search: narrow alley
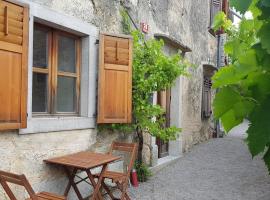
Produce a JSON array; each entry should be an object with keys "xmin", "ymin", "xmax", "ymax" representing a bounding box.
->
[{"xmin": 130, "ymin": 122, "xmax": 270, "ymax": 200}]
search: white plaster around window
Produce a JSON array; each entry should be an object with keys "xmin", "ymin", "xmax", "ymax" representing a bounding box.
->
[{"xmin": 19, "ymin": 0, "xmax": 99, "ymax": 134}]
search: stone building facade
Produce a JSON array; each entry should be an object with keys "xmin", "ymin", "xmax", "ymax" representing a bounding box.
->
[{"xmin": 0, "ymin": 0, "xmax": 217, "ymax": 199}]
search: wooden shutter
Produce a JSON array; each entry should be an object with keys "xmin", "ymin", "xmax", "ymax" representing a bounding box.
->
[
  {"xmin": 210, "ymin": 0, "xmax": 221, "ymax": 27},
  {"xmin": 157, "ymin": 89, "xmax": 171, "ymax": 127},
  {"xmin": 0, "ymin": 0, "xmax": 29, "ymax": 130},
  {"xmin": 202, "ymin": 77, "xmax": 212, "ymax": 118},
  {"xmin": 222, "ymin": 0, "xmax": 229, "ymax": 16},
  {"xmin": 97, "ymin": 33, "xmax": 132, "ymax": 123}
]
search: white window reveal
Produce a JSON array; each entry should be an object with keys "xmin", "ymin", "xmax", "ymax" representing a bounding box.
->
[{"xmin": 19, "ymin": 1, "xmax": 98, "ymax": 134}]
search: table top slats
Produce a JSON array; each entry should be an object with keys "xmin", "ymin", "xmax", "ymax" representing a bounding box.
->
[{"xmin": 44, "ymin": 152, "xmax": 120, "ymax": 170}]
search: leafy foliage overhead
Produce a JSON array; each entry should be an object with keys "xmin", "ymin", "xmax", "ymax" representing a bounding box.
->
[
  {"xmin": 230, "ymin": 0, "xmax": 253, "ymax": 14},
  {"xmin": 212, "ymin": 0, "xmax": 270, "ymax": 172}
]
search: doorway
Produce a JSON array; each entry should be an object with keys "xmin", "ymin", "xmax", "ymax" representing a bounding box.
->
[{"xmin": 156, "ymin": 89, "xmax": 171, "ymax": 158}]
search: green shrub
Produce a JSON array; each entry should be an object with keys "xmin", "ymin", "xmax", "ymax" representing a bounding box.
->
[{"xmin": 135, "ymin": 161, "xmax": 153, "ymax": 182}]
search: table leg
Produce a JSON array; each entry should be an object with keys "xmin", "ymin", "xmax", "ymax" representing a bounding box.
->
[
  {"xmin": 86, "ymin": 170, "xmax": 102, "ymax": 200},
  {"xmin": 64, "ymin": 167, "xmax": 84, "ymax": 200},
  {"xmin": 86, "ymin": 164, "xmax": 108, "ymax": 200}
]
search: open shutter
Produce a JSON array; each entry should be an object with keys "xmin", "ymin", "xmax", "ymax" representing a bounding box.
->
[
  {"xmin": 0, "ymin": 1, "xmax": 29, "ymax": 130},
  {"xmin": 157, "ymin": 89, "xmax": 171, "ymax": 127},
  {"xmin": 222, "ymin": 0, "xmax": 229, "ymax": 16},
  {"xmin": 202, "ymin": 77, "xmax": 212, "ymax": 118},
  {"xmin": 97, "ymin": 33, "xmax": 132, "ymax": 123},
  {"xmin": 210, "ymin": 0, "xmax": 221, "ymax": 28}
]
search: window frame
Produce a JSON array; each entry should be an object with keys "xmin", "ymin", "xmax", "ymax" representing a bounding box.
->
[
  {"xmin": 32, "ymin": 23, "xmax": 81, "ymax": 116},
  {"xmin": 209, "ymin": 0, "xmax": 222, "ymax": 36},
  {"xmin": 202, "ymin": 76, "xmax": 212, "ymax": 119},
  {"xmin": 19, "ymin": 1, "xmax": 98, "ymax": 134},
  {"xmin": 201, "ymin": 64, "xmax": 217, "ymax": 120}
]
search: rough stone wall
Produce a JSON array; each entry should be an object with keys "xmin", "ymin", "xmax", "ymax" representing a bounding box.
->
[
  {"xmin": 0, "ymin": 129, "xmax": 97, "ymax": 199},
  {"xmin": 24, "ymin": 0, "xmax": 217, "ymax": 152},
  {"xmin": 0, "ymin": 0, "xmax": 217, "ymax": 198}
]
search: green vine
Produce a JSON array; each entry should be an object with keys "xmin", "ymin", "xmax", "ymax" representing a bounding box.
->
[
  {"xmin": 99, "ymin": 9, "xmax": 190, "ymax": 161},
  {"xmin": 120, "ymin": 9, "xmax": 132, "ymax": 34}
]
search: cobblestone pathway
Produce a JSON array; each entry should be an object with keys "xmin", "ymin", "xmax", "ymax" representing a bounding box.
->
[{"xmin": 129, "ymin": 122, "xmax": 270, "ymax": 200}]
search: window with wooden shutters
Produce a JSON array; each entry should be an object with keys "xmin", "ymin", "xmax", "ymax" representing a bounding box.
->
[
  {"xmin": 202, "ymin": 76, "xmax": 212, "ymax": 119},
  {"xmin": 0, "ymin": 1, "xmax": 28, "ymax": 130},
  {"xmin": 209, "ymin": 0, "xmax": 221, "ymax": 34},
  {"xmin": 97, "ymin": 34, "xmax": 132, "ymax": 123}
]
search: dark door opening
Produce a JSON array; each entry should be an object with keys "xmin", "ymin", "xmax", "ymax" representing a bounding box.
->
[{"xmin": 156, "ymin": 89, "xmax": 171, "ymax": 158}]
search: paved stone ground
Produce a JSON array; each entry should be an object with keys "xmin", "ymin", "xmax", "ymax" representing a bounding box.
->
[{"xmin": 127, "ymin": 122, "xmax": 270, "ymax": 200}]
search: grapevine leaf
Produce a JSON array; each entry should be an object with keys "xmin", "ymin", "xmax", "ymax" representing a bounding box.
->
[
  {"xmin": 221, "ymin": 109, "xmax": 243, "ymax": 132},
  {"xmin": 250, "ymin": 0, "xmax": 262, "ymax": 17},
  {"xmin": 248, "ymin": 73, "xmax": 270, "ymax": 101},
  {"xmin": 214, "ymin": 0, "xmax": 270, "ymax": 173},
  {"xmin": 213, "ymin": 87, "xmax": 241, "ymax": 119},
  {"xmin": 234, "ymin": 100, "xmax": 255, "ymax": 119},
  {"xmin": 262, "ymin": 55, "xmax": 270, "ymax": 69},
  {"xmin": 213, "ymin": 50, "xmax": 257, "ymax": 88},
  {"xmin": 246, "ymin": 96, "xmax": 270, "ymax": 157},
  {"xmin": 213, "ymin": 12, "xmax": 226, "ymax": 31},
  {"xmin": 220, "ymin": 99, "xmax": 255, "ymax": 132},
  {"xmin": 224, "ymin": 40, "xmax": 241, "ymax": 57},
  {"xmin": 258, "ymin": 3, "xmax": 270, "ymax": 20},
  {"xmin": 261, "ymin": 0, "xmax": 270, "ymax": 7},
  {"xmin": 252, "ymin": 43, "xmax": 267, "ymax": 62},
  {"xmin": 230, "ymin": 0, "xmax": 252, "ymax": 14},
  {"xmin": 238, "ymin": 49, "xmax": 258, "ymax": 70},
  {"xmin": 212, "ymin": 65, "xmax": 240, "ymax": 88},
  {"xmin": 213, "ymin": 12, "xmax": 232, "ymax": 31},
  {"xmin": 258, "ymin": 22, "xmax": 270, "ymax": 54},
  {"xmin": 214, "ymin": 87, "xmax": 255, "ymax": 132}
]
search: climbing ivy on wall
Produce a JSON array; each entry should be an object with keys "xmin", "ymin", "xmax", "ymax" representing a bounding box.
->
[
  {"xmin": 99, "ymin": 9, "xmax": 190, "ymax": 161},
  {"xmin": 212, "ymin": 0, "xmax": 270, "ymax": 172}
]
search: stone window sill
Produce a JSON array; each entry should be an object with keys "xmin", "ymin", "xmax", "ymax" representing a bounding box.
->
[{"xmin": 19, "ymin": 117, "xmax": 96, "ymax": 134}]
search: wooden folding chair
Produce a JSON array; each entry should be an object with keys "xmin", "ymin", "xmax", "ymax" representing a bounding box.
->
[
  {"xmin": 94, "ymin": 142, "xmax": 138, "ymax": 200},
  {"xmin": 0, "ymin": 170, "xmax": 66, "ymax": 200}
]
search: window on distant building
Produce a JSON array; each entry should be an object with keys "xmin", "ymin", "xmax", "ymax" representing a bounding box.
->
[
  {"xmin": 209, "ymin": 0, "xmax": 230, "ymax": 35},
  {"xmin": 201, "ymin": 65, "xmax": 216, "ymax": 119},
  {"xmin": 209, "ymin": 0, "xmax": 222, "ymax": 35},
  {"xmin": 202, "ymin": 76, "xmax": 212, "ymax": 119},
  {"xmin": 32, "ymin": 23, "xmax": 81, "ymax": 115}
]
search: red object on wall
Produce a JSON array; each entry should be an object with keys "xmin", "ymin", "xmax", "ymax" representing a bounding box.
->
[
  {"xmin": 140, "ymin": 22, "xmax": 149, "ymax": 33},
  {"xmin": 131, "ymin": 169, "xmax": 139, "ymax": 187}
]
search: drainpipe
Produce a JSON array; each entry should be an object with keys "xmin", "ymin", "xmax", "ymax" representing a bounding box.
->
[{"xmin": 215, "ymin": 33, "xmax": 223, "ymax": 138}]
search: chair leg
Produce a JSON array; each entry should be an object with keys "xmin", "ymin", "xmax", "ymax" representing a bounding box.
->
[
  {"xmin": 124, "ymin": 193, "xmax": 131, "ymax": 200},
  {"xmin": 116, "ymin": 181, "xmax": 129, "ymax": 200},
  {"xmin": 101, "ymin": 180, "xmax": 115, "ymax": 200}
]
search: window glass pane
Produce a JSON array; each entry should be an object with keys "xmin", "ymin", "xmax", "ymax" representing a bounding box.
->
[
  {"xmin": 32, "ymin": 73, "xmax": 48, "ymax": 112},
  {"xmin": 57, "ymin": 76, "xmax": 76, "ymax": 112},
  {"xmin": 33, "ymin": 27, "xmax": 49, "ymax": 68},
  {"xmin": 58, "ymin": 35, "xmax": 76, "ymax": 73}
]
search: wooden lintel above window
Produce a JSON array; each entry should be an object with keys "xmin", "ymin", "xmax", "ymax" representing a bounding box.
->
[{"xmin": 154, "ymin": 33, "xmax": 192, "ymax": 53}]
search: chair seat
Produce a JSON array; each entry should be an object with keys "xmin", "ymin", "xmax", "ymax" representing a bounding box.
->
[
  {"xmin": 94, "ymin": 171, "xmax": 126, "ymax": 183},
  {"xmin": 26, "ymin": 192, "xmax": 66, "ymax": 200}
]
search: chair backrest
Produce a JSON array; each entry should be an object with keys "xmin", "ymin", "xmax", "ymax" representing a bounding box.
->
[
  {"xmin": 109, "ymin": 142, "xmax": 138, "ymax": 177},
  {"xmin": 0, "ymin": 170, "xmax": 37, "ymax": 200}
]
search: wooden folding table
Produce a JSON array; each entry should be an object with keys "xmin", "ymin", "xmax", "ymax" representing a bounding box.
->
[{"xmin": 44, "ymin": 151, "xmax": 120, "ymax": 200}]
